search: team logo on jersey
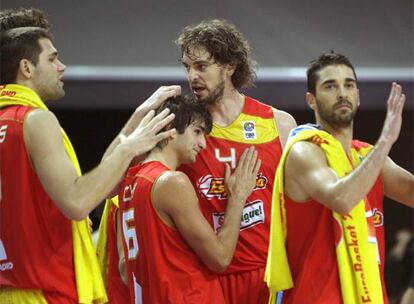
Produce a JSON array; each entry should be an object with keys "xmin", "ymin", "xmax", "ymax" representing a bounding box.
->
[
  {"xmin": 0, "ymin": 90, "xmax": 16, "ymax": 97},
  {"xmin": 372, "ymin": 208, "xmax": 384, "ymax": 227},
  {"xmin": 311, "ymin": 135, "xmax": 329, "ymax": 146},
  {"xmin": 0, "ymin": 240, "xmax": 7, "ymax": 261},
  {"xmin": 242, "ymin": 121, "xmax": 257, "ymax": 140},
  {"xmin": 197, "ymin": 173, "xmax": 268, "ymax": 200},
  {"xmin": 212, "ymin": 200, "xmax": 265, "ymax": 232},
  {"xmin": 0, "ymin": 240, "xmax": 13, "ymax": 271}
]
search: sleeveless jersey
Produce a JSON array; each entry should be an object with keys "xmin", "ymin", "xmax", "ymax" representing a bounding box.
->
[
  {"xmin": 107, "ymin": 203, "xmax": 130, "ymax": 304},
  {"xmin": 119, "ymin": 161, "xmax": 225, "ymax": 304},
  {"xmin": 0, "ymin": 106, "xmax": 77, "ymax": 302},
  {"xmin": 283, "ymin": 140, "xmax": 387, "ymax": 304},
  {"xmin": 180, "ymin": 96, "xmax": 282, "ymax": 274}
]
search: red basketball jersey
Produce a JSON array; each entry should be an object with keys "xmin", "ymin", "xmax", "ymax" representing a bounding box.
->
[
  {"xmin": 0, "ymin": 105, "xmax": 77, "ymax": 302},
  {"xmin": 119, "ymin": 161, "xmax": 225, "ymax": 304},
  {"xmin": 180, "ymin": 96, "xmax": 282, "ymax": 274},
  {"xmin": 283, "ymin": 140, "xmax": 387, "ymax": 304}
]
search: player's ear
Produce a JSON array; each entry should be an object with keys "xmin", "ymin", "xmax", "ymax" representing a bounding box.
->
[
  {"xmin": 18, "ymin": 59, "xmax": 34, "ymax": 79},
  {"xmin": 306, "ymin": 92, "xmax": 316, "ymax": 110}
]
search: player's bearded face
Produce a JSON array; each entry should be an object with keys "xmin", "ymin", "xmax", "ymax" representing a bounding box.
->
[
  {"xmin": 315, "ymin": 96, "xmax": 358, "ymax": 128},
  {"xmin": 197, "ymin": 69, "xmax": 225, "ymax": 105}
]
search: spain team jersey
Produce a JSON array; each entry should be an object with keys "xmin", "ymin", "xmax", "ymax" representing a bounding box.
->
[
  {"xmin": 283, "ymin": 140, "xmax": 387, "ymax": 304},
  {"xmin": 180, "ymin": 96, "xmax": 282, "ymax": 274},
  {"xmin": 0, "ymin": 105, "xmax": 77, "ymax": 302},
  {"xmin": 119, "ymin": 161, "xmax": 225, "ymax": 304}
]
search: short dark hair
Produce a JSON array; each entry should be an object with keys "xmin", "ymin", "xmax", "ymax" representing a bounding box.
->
[
  {"xmin": 176, "ymin": 19, "xmax": 256, "ymax": 90},
  {"xmin": 307, "ymin": 51, "xmax": 357, "ymax": 95},
  {"xmin": 155, "ymin": 95, "xmax": 212, "ymax": 148},
  {"xmin": 0, "ymin": 8, "xmax": 51, "ymax": 84}
]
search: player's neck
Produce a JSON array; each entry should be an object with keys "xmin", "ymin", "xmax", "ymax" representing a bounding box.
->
[
  {"xmin": 320, "ymin": 121, "xmax": 354, "ymax": 156},
  {"xmin": 208, "ymin": 87, "xmax": 245, "ymax": 127},
  {"xmin": 145, "ymin": 146, "xmax": 180, "ymax": 171}
]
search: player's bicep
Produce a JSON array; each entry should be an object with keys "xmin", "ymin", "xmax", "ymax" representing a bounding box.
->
[
  {"xmin": 24, "ymin": 110, "xmax": 79, "ymax": 205},
  {"xmin": 285, "ymin": 141, "xmax": 339, "ymax": 203},
  {"xmin": 153, "ymin": 173, "xmax": 220, "ymax": 257}
]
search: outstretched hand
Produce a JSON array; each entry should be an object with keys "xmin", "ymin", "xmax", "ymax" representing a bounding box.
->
[
  {"xmin": 380, "ymin": 82, "xmax": 406, "ymax": 144},
  {"xmin": 137, "ymin": 85, "xmax": 181, "ymax": 114},
  {"xmin": 120, "ymin": 108, "xmax": 176, "ymax": 157},
  {"xmin": 224, "ymin": 147, "xmax": 262, "ymax": 204}
]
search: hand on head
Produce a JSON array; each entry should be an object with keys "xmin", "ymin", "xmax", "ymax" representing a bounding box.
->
[{"xmin": 120, "ymin": 108, "xmax": 177, "ymax": 157}]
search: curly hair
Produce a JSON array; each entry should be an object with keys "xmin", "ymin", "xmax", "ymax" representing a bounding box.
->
[
  {"xmin": 307, "ymin": 51, "xmax": 357, "ymax": 95},
  {"xmin": 155, "ymin": 94, "xmax": 212, "ymax": 149},
  {"xmin": 176, "ymin": 19, "xmax": 256, "ymax": 90},
  {"xmin": 0, "ymin": 8, "xmax": 49, "ymax": 30},
  {"xmin": 0, "ymin": 8, "xmax": 51, "ymax": 84}
]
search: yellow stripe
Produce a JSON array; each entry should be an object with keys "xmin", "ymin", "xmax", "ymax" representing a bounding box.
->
[
  {"xmin": 210, "ymin": 113, "xmax": 278, "ymax": 144},
  {"xmin": 0, "ymin": 287, "xmax": 47, "ymax": 304}
]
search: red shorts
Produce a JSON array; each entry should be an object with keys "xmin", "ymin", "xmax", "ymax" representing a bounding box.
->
[{"xmin": 219, "ymin": 267, "xmax": 269, "ymax": 304}]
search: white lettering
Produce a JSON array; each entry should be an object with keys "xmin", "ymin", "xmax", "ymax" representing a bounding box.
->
[{"xmin": 215, "ymin": 148, "xmax": 236, "ymax": 169}]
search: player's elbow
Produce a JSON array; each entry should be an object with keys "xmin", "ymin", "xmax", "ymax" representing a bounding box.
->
[
  {"xmin": 329, "ymin": 196, "xmax": 354, "ymax": 215},
  {"xmin": 206, "ymin": 256, "xmax": 232, "ymax": 273},
  {"xmin": 58, "ymin": 199, "xmax": 90, "ymax": 221}
]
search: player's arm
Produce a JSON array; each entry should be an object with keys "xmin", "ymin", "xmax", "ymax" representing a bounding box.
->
[
  {"xmin": 115, "ymin": 208, "xmax": 128, "ymax": 285},
  {"xmin": 24, "ymin": 108, "xmax": 176, "ymax": 220},
  {"xmin": 272, "ymin": 108, "xmax": 297, "ymax": 148},
  {"xmin": 153, "ymin": 147, "xmax": 261, "ymax": 273},
  {"xmin": 285, "ymin": 82, "xmax": 406, "ymax": 215},
  {"xmin": 381, "ymin": 157, "xmax": 414, "ymax": 208},
  {"xmin": 102, "ymin": 85, "xmax": 181, "ymax": 162}
]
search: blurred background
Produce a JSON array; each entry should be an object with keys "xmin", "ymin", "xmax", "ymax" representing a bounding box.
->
[{"xmin": 3, "ymin": 0, "xmax": 413, "ymax": 301}]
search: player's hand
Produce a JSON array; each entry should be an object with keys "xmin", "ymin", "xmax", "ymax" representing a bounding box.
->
[
  {"xmin": 120, "ymin": 108, "xmax": 176, "ymax": 156},
  {"xmin": 380, "ymin": 82, "xmax": 406, "ymax": 144},
  {"xmin": 137, "ymin": 85, "xmax": 181, "ymax": 114},
  {"xmin": 224, "ymin": 147, "xmax": 261, "ymax": 204}
]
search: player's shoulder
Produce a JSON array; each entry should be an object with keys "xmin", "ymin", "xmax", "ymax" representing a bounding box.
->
[
  {"xmin": 25, "ymin": 108, "xmax": 59, "ymax": 130},
  {"xmin": 153, "ymin": 170, "xmax": 198, "ymax": 210},
  {"xmin": 155, "ymin": 170, "xmax": 192, "ymax": 191},
  {"xmin": 271, "ymin": 108, "xmax": 296, "ymax": 128},
  {"xmin": 287, "ymin": 140, "xmax": 327, "ymax": 169}
]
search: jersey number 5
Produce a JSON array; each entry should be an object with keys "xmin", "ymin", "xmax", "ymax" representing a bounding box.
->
[{"xmin": 122, "ymin": 209, "xmax": 139, "ymax": 260}]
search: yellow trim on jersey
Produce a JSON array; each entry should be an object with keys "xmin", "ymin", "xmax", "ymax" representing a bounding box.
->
[
  {"xmin": 210, "ymin": 113, "xmax": 278, "ymax": 144},
  {"xmin": 0, "ymin": 287, "xmax": 47, "ymax": 304}
]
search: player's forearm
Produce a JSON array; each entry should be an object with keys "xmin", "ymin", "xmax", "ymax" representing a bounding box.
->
[
  {"xmin": 213, "ymin": 196, "xmax": 246, "ymax": 272},
  {"xmin": 329, "ymin": 138, "xmax": 393, "ymax": 214},
  {"xmin": 64, "ymin": 143, "xmax": 136, "ymax": 220}
]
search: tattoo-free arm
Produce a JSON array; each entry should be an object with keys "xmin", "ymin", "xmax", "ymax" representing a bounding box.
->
[{"xmin": 24, "ymin": 109, "xmax": 176, "ymax": 220}]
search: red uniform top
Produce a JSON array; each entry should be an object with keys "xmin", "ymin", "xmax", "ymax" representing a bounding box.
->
[
  {"xmin": 119, "ymin": 161, "xmax": 225, "ymax": 304},
  {"xmin": 0, "ymin": 106, "xmax": 77, "ymax": 302},
  {"xmin": 283, "ymin": 140, "xmax": 388, "ymax": 304},
  {"xmin": 107, "ymin": 203, "xmax": 130, "ymax": 304},
  {"xmin": 180, "ymin": 96, "xmax": 282, "ymax": 274}
]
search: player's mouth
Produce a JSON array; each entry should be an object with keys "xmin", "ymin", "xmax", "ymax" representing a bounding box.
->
[{"xmin": 191, "ymin": 85, "xmax": 206, "ymax": 97}]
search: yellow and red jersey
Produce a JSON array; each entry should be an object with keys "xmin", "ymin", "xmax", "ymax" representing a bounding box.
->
[
  {"xmin": 283, "ymin": 140, "xmax": 387, "ymax": 304},
  {"xmin": 180, "ymin": 96, "xmax": 282, "ymax": 274}
]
